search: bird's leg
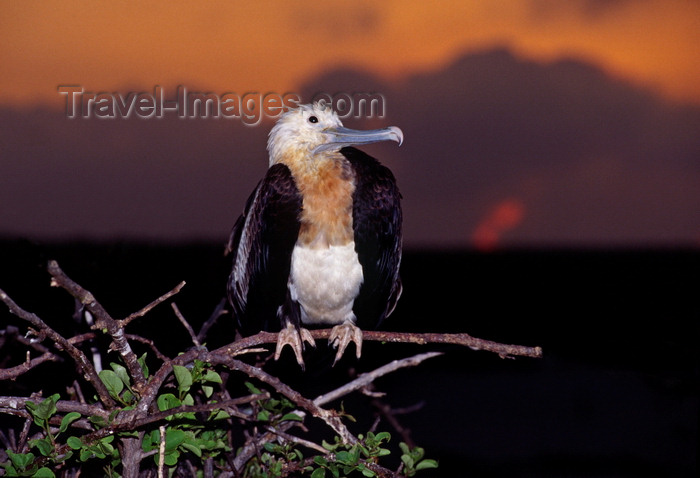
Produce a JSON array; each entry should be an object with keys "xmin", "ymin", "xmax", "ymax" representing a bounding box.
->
[
  {"xmin": 275, "ymin": 320, "xmax": 316, "ymax": 368},
  {"xmin": 329, "ymin": 320, "xmax": 363, "ymax": 365}
]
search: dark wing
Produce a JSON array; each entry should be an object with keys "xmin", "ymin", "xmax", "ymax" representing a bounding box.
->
[
  {"xmin": 227, "ymin": 163, "xmax": 302, "ymax": 335},
  {"xmin": 342, "ymin": 146, "xmax": 403, "ymax": 330}
]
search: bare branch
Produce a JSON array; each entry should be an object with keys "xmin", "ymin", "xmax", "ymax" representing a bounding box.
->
[
  {"xmin": 313, "ymin": 352, "xmax": 443, "ymax": 407},
  {"xmin": 0, "ymin": 352, "xmax": 60, "ymax": 380},
  {"xmin": 264, "ymin": 426, "xmax": 329, "ymax": 455},
  {"xmin": 218, "ymin": 329, "xmax": 542, "ymax": 360},
  {"xmin": 121, "ymin": 281, "xmax": 186, "ymax": 327},
  {"xmin": 48, "ymin": 260, "xmax": 146, "ymax": 389},
  {"xmin": 158, "ymin": 425, "xmax": 166, "ymax": 478},
  {"xmin": 1, "ymin": 325, "xmax": 52, "ymax": 355},
  {"xmin": 208, "ymin": 354, "xmax": 358, "ymax": 445},
  {"xmin": 0, "ymin": 396, "xmax": 110, "ymax": 421},
  {"xmin": 171, "ymin": 302, "xmax": 201, "ymax": 347},
  {"xmin": 124, "ymin": 333, "xmax": 169, "ymax": 362},
  {"xmin": 197, "ymin": 297, "xmax": 228, "ymax": 343},
  {"xmin": 0, "ymin": 286, "xmax": 116, "ymax": 407}
]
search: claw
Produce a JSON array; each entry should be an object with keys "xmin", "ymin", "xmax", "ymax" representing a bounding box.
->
[
  {"xmin": 329, "ymin": 321, "xmax": 363, "ymax": 365},
  {"xmin": 274, "ymin": 321, "xmax": 316, "ymax": 368}
]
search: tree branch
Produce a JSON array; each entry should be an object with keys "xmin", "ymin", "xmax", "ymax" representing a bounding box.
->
[
  {"xmin": 47, "ymin": 260, "xmax": 146, "ymax": 389},
  {"xmin": 0, "ymin": 352, "xmax": 60, "ymax": 380},
  {"xmin": 208, "ymin": 354, "xmax": 358, "ymax": 445},
  {"xmin": 120, "ymin": 281, "xmax": 186, "ymax": 327},
  {"xmin": 218, "ymin": 329, "xmax": 542, "ymax": 360},
  {"xmin": 313, "ymin": 351, "xmax": 443, "ymax": 407},
  {"xmin": 0, "ymin": 287, "xmax": 116, "ymax": 407}
]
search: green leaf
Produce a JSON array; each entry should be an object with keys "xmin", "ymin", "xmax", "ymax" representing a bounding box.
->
[
  {"xmin": 262, "ymin": 442, "xmax": 279, "ymax": 453},
  {"xmin": 256, "ymin": 410, "xmax": 270, "ymax": 422},
  {"xmin": 335, "ymin": 450, "xmax": 354, "ymax": 465},
  {"xmin": 373, "ymin": 431, "xmax": 391, "ymax": 443},
  {"xmin": 138, "ymin": 352, "xmax": 149, "ymax": 378},
  {"xmin": 99, "ymin": 370, "xmax": 124, "ymax": 399},
  {"xmin": 244, "ymin": 381, "xmax": 262, "ymax": 394},
  {"xmin": 411, "ymin": 446, "xmax": 425, "ymax": 461},
  {"xmin": 26, "ymin": 394, "xmax": 59, "ymax": 425},
  {"xmin": 360, "ymin": 466, "xmax": 375, "ymax": 477},
  {"xmin": 416, "ymin": 459, "xmax": 439, "ymax": 471},
  {"xmin": 209, "ymin": 409, "xmax": 230, "ymax": 420},
  {"xmin": 79, "ymin": 448, "xmax": 93, "ymax": 461},
  {"xmin": 322, "ymin": 439, "xmax": 340, "ymax": 452},
  {"xmin": 66, "ymin": 436, "xmax": 83, "ymax": 450},
  {"xmin": 32, "ymin": 467, "xmax": 55, "ymax": 477},
  {"xmin": 173, "ymin": 365, "xmax": 193, "ymax": 395},
  {"xmin": 310, "ymin": 468, "xmax": 326, "ymax": 478},
  {"xmin": 202, "ymin": 370, "xmax": 222, "ymax": 384},
  {"xmin": 157, "ymin": 393, "xmax": 181, "ymax": 412},
  {"xmin": 180, "ymin": 441, "xmax": 202, "ymax": 457},
  {"xmin": 202, "ymin": 385, "xmax": 214, "ymax": 398},
  {"xmin": 88, "ymin": 414, "xmax": 108, "ymax": 428},
  {"xmin": 163, "ymin": 450, "xmax": 179, "ymax": 466},
  {"xmin": 182, "ymin": 393, "xmax": 194, "ymax": 406},
  {"xmin": 110, "ymin": 363, "xmax": 131, "ymax": 388},
  {"xmin": 59, "ymin": 412, "xmax": 81, "ymax": 433},
  {"xmin": 142, "ymin": 430, "xmax": 159, "ymax": 452},
  {"xmin": 31, "ymin": 437, "xmax": 54, "ymax": 457},
  {"xmin": 280, "ymin": 412, "xmax": 303, "ymax": 422},
  {"xmin": 121, "ymin": 389, "xmax": 135, "ymax": 405},
  {"xmin": 165, "ymin": 429, "xmax": 186, "ymax": 453},
  {"xmin": 6, "ymin": 450, "xmax": 35, "ymax": 470}
]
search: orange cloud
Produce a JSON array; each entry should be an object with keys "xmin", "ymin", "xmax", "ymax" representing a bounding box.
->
[{"xmin": 1, "ymin": 1, "xmax": 699, "ymax": 107}]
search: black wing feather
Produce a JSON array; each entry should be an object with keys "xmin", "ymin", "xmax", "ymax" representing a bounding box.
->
[
  {"xmin": 342, "ymin": 147, "xmax": 403, "ymax": 330},
  {"xmin": 227, "ymin": 164, "xmax": 302, "ymax": 335}
]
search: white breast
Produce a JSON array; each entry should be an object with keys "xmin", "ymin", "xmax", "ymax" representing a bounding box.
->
[{"xmin": 289, "ymin": 242, "xmax": 363, "ymax": 325}]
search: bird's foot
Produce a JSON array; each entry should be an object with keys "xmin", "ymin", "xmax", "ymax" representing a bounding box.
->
[
  {"xmin": 329, "ymin": 321, "xmax": 363, "ymax": 365},
  {"xmin": 274, "ymin": 321, "xmax": 316, "ymax": 369}
]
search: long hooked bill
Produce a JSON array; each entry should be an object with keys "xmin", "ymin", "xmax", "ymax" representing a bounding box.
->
[{"xmin": 314, "ymin": 126, "xmax": 404, "ymax": 153}]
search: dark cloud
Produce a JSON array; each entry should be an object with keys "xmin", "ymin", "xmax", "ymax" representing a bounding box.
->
[
  {"xmin": 528, "ymin": 0, "xmax": 642, "ymax": 20},
  {"xmin": 301, "ymin": 49, "xmax": 699, "ymax": 246},
  {"xmin": 1, "ymin": 48, "xmax": 698, "ymax": 247}
]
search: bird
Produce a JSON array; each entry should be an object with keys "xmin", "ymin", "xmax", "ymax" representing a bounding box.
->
[{"xmin": 226, "ymin": 101, "xmax": 403, "ymax": 368}]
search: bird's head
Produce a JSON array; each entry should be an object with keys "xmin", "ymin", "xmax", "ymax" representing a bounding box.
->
[{"xmin": 267, "ymin": 102, "xmax": 403, "ymax": 167}]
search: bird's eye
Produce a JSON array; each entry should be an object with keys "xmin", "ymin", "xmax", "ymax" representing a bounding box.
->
[{"xmin": 308, "ymin": 116, "xmax": 318, "ymax": 124}]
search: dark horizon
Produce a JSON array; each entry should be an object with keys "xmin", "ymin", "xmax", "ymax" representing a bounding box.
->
[{"xmin": 0, "ymin": 241, "xmax": 696, "ymax": 476}]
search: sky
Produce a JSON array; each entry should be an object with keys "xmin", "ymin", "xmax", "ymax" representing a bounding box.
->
[{"xmin": 1, "ymin": 0, "xmax": 699, "ymax": 248}]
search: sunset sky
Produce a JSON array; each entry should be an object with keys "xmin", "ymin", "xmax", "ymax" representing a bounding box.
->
[
  {"xmin": 3, "ymin": 0, "xmax": 699, "ymax": 107},
  {"xmin": 1, "ymin": 0, "xmax": 699, "ymax": 247}
]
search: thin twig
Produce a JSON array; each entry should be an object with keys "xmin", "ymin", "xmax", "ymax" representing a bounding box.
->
[
  {"xmin": 0, "ymin": 287, "xmax": 116, "ymax": 408},
  {"xmin": 47, "ymin": 261, "xmax": 146, "ymax": 389},
  {"xmin": 1, "ymin": 325, "xmax": 52, "ymax": 355},
  {"xmin": 208, "ymin": 354, "xmax": 358, "ymax": 445},
  {"xmin": 264, "ymin": 426, "xmax": 329, "ymax": 455},
  {"xmin": 171, "ymin": 302, "xmax": 201, "ymax": 347},
  {"xmin": 313, "ymin": 352, "xmax": 443, "ymax": 407},
  {"xmin": 158, "ymin": 425, "xmax": 166, "ymax": 478},
  {"xmin": 0, "ymin": 352, "xmax": 60, "ymax": 380},
  {"xmin": 371, "ymin": 397, "xmax": 417, "ymax": 449},
  {"xmin": 121, "ymin": 281, "xmax": 185, "ymax": 327},
  {"xmin": 125, "ymin": 333, "xmax": 169, "ymax": 362},
  {"xmin": 197, "ymin": 297, "xmax": 228, "ymax": 343}
]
